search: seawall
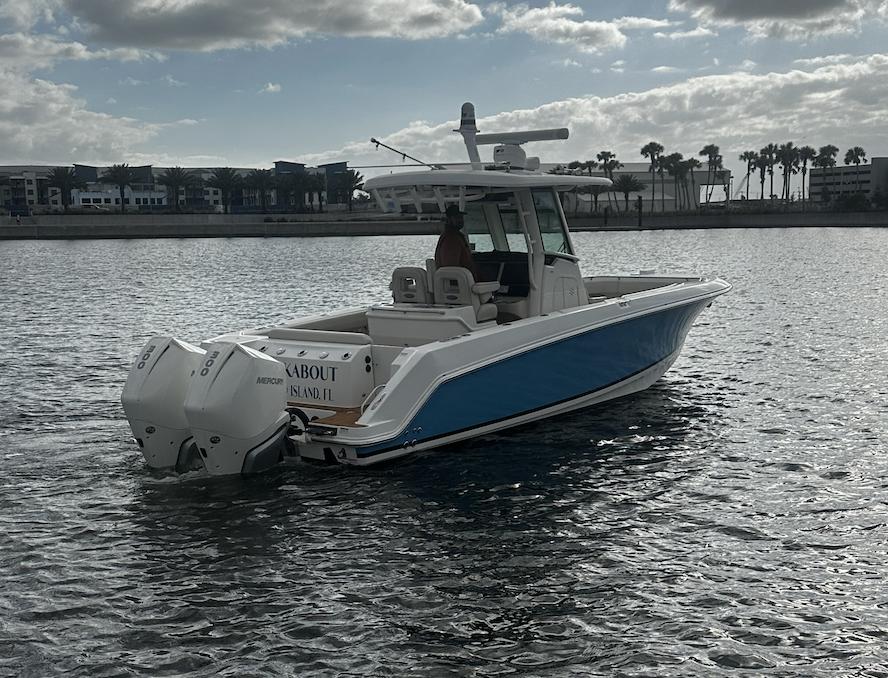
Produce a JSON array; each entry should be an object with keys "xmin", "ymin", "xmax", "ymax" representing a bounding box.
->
[
  {"xmin": 569, "ymin": 211, "xmax": 888, "ymax": 231},
  {"xmin": 1, "ymin": 211, "xmax": 886, "ymax": 240},
  {"xmin": 0, "ymin": 214, "xmax": 441, "ymax": 240}
]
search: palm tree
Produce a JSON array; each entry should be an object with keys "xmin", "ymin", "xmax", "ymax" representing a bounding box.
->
[
  {"xmin": 652, "ymin": 155, "xmax": 667, "ymax": 212},
  {"xmin": 662, "ymin": 152, "xmax": 683, "ymax": 210},
  {"xmin": 797, "ymin": 146, "xmax": 817, "ymax": 205},
  {"xmin": 100, "ymin": 164, "xmax": 135, "ymax": 213},
  {"xmin": 597, "ymin": 150, "xmax": 620, "ymax": 176},
  {"xmin": 184, "ymin": 174, "xmax": 205, "ymax": 208},
  {"xmin": 207, "ymin": 168, "xmax": 242, "ymax": 214},
  {"xmin": 760, "ymin": 143, "xmax": 779, "ymax": 202},
  {"xmin": 612, "ymin": 174, "xmax": 647, "ymax": 212},
  {"xmin": 46, "ymin": 167, "xmax": 86, "ymax": 211},
  {"xmin": 596, "ymin": 150, "xmax": 615, "ymax": 176},
  {"xmin": 814, "ymin": 145, "xmax": 839, "ymax": 199},
  {"xmin": 686, "ymin": 157, "xmax": 702, "ymax": 209},
  {"xmin": 716, "ymin": 167, "xmax": 730, "ymax": 205},
  {"xmin": 0, "ymin": 173, "xmax": 9, "ymax": 209},
  {"xmin": 246, "ymin": 168, "xmax": 274, "ymax": 211},
  {"xmin": 339, "ymin": 170, "xmax": 364, "ymax": 212},
  {"xmin": 817, "ymin": 145, "xmax": 839, "ymax": 168},
  {"xmin": 777, "ymin": 142, "xmax": 799, "ymax": 202},
  {"xmin": 698, "ymin": 144, "xmax": 720, "ymax": 204},
  {"xmin": 596, "ymin": 151, "xmax": 620, "ymax": 209},
  {"xmin": 755, "ymin": 154, "xmax": 769, "ymax": 201},
  {"xmin": 640, "ymin": 141, "xmax": 664, "ymax": 213},
  {"xmin": 306, "ymin": 173, "xmax": 327, "ymax": 213},
  {"xmin": 579, "ymin": 159, "xmax": 598, "ymax": 178},
  {"xmin": 844, "ymin": 146, "xmax": 867, "ymax": 193},
  {"xmin": 156, "ymin": 166, "xmax": 197, "ymax": 211},
  {"xmin": 738, "ymin": 151, "xmax": 758, "ymax": 202},
  {"xmin": 709, "ymin": 154, "xmax": 724, "ymax": 204},
  {"xmin": 278, "ymin": 170, "xmax": 310, "ymax": 211}
]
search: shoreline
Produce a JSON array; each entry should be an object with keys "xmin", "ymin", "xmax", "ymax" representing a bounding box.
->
[{"xmin": 1, "ymin": 210, "xmax": 886, "ymax": 240}]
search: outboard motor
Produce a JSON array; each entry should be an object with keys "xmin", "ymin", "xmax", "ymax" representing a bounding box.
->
[
  {"xmin": 183, "ymin": 341, "xmax": 290, "ymax": 476},
  {"xmin": 121, "ymin": 336, "xmax": 206, "ymax": 469}
]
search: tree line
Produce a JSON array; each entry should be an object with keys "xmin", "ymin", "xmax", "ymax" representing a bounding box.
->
[
  {"xmin": 34, "ymin": 165, "xmax": 365, "ymax": 214},
  {"xmin": 555, "ymin": 142, "xmax": 871, "ymax": 213},
  {"xmin": 738, "ymin": 144, "xmax": 867, "ymax": 204}
]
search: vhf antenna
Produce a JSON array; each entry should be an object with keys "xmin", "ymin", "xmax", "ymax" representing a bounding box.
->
[{"xmin": 370, "ymin": 138, "xmax": 445, "ymax": 170}]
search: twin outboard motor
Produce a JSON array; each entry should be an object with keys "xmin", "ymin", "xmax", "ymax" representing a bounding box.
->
[
  {"xmin": 122, "ymin": 336, "xmax": 206, "ymax": 469},
  {"xmin": 183, "ymin": 341, "xmax": 291, "ymax": 475},
  {"xmin": 122, "ymin": 338, "xmax": 292, "ymax": 475}
]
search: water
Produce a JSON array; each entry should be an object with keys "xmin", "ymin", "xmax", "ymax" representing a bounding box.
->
[{"xmin": 1, "ymin": 228, "xmax": 887, "ymax": 676}]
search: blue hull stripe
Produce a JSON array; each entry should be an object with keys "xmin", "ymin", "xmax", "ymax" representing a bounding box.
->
[{"xmin": 355, "ymin": 301, "xmax": 707, "ymax": 458}]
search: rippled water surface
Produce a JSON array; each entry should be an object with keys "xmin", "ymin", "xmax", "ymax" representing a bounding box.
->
[{"xmin": 1, "ymin": 228, "xmax": 888, "ymax": 676}]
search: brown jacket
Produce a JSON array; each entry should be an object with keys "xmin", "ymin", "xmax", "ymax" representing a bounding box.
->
[{"xmin": 435, "ymin": 229, "xmax": 478, "ymax": 279}]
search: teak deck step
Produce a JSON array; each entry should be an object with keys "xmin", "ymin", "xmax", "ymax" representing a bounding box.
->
[{"xmin": 288, "ymin": 402, "xmax": 365, "ymax": 428}]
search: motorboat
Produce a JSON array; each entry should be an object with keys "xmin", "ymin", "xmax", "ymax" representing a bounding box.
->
[{"xmin": 121, "ymin": 103, "xmax": 731, "ymax": 475}]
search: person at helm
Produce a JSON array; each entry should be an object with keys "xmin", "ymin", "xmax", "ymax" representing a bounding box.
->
[{"xmin": 434, "ymin": 204, "xmax": 479, "ymax": 279}]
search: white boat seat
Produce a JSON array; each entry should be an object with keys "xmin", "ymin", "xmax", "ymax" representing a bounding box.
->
[
  {"xmin": 391, "ymin": 266, "xmax": 432, "ymax": 304},
  {"xmin": 425, "ymin": 258, "xmax": 437, "ymax": 301},
  {"xmin": 433, "ymin": 267, "xmax": 498, "ymax": 323}
]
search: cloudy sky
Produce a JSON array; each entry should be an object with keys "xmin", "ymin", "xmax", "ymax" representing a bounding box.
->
[{"xmin": 1, "ymin": 0, "xmax": 887, "ymax": 185}]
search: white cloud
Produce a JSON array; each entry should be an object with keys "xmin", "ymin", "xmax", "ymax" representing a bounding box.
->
[
  {"xmin": 300, "ymin": 54, "xmax": 888, "ymax": 180},
  {"xmin": 0, "ymin": 32, "xmax": 161, "ymax": 71},
  {"xmin": 60, "ymin": 0, "xmax": 485, "ymax": 50},
  {"xmin": 161, "ymin": 74, "xmax": 185, "ymax": 87},
  {"xmin": 655, "ymin": 25, "xmax": 717, "ymax": 39},
  {"xmin": 792, "ymin": 53, "xmax": 854, "ymax": 67},
  {"xmin": 612, "ymin": 16, "xmax": 675, "ymax": 30},
  {"xmin": 668, "ymin": 0, "xmax": 888, "ymax": 38},
  {"xmin": 652, "ymin": 65, "xmax": 681, "ymax": 73},
  {"xmin": 0, "ymin": 70, "xmax": 160, "ymax": 164},
  {"xmin": 494, "ymin": 2, "xmax": 625, "ymax": 53},
  {"xmin": 493, "ymin": 3, "xmax": 670, "ymax": 53},
  {"xmin": 259, "ymin": 82, "xmax": 281, "ymax": 94},
  {"xmin": 0, "ymin": 26, "xmax": 193, "ymax": 166},
  {"xmin": 119, "ymin": 76, "xmax": 145, "ymax": 86}
]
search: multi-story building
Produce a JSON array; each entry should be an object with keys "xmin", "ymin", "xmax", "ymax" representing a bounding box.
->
[
  {"xmin": 0, "ymin": 166, "xmax": 53, "ymax": 214},
  {"xmin": 72, "ymin": 164, "xmax": 168, "ymax": 209},
  {"xmin": 808, "ymin": 157, "xmax": 888, "ymax": 202},
  {"xmin": 1, "ymin": 161, "xmax": 345, "ymax": 213}
]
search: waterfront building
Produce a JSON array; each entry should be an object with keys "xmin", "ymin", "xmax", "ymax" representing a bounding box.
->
[
  {"xmin": 0, "ymin": 161, "xmax": 347, "ymax": 213},
  {"xmin": 808, "ymin": 157, "xmax": 887, "ymax": 202},
  {"xmin": 0, "ymin": 166, "xmax": 52, "ymax": 213}
]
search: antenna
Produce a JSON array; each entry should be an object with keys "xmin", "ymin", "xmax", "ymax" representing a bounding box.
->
[
  {"xmin": 476, "ymin": 128, "xmax": 569, "ymax": 146},
  {"xmin": 455, "ymin": 102, "xmax": 570, "ymax": 169},
  {"xmin": 369, "ymin": 138, "xmax": 444, "ymax": 170},
  {"xmin": 455, "ymin": 102, "xmax": 483, "ymax": 170}
]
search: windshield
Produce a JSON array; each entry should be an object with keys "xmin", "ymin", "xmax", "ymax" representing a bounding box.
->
[
  {"xmin": 464, "ymin": 193, "xmax": 528, "ymax": 254},
  {"xmin": 533, "ymin": 189, "xmax": 572, "ymax": 254}
]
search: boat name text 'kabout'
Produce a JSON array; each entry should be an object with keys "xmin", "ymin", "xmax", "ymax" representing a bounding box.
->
[{"xmin": 286, "ymin": 363, "xmax": 337, "ymax": 382}]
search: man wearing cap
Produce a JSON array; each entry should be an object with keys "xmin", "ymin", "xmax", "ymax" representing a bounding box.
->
[{"xmin": 435, "ymin": 204, "xmax": 479, "ymax": 279}]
